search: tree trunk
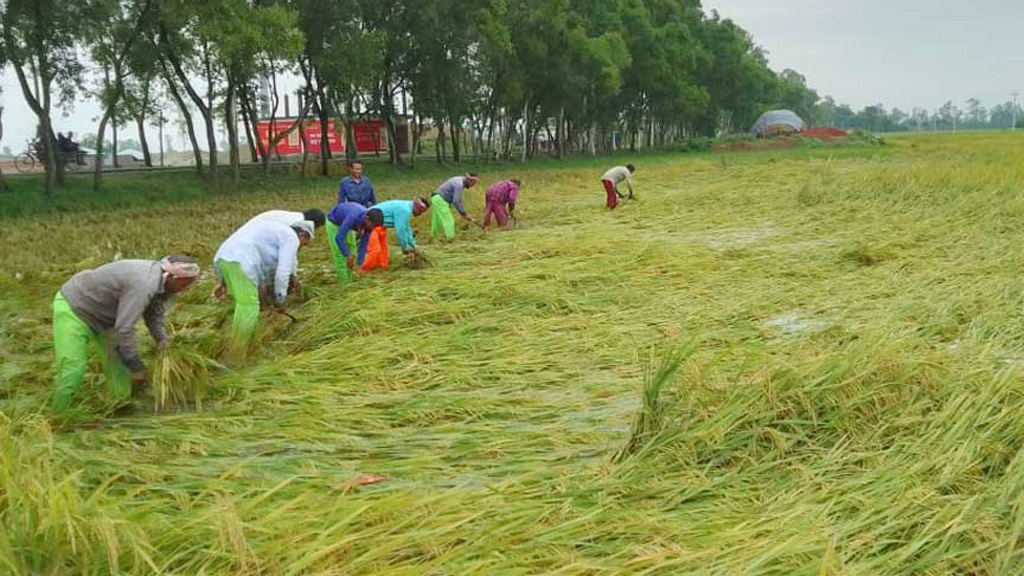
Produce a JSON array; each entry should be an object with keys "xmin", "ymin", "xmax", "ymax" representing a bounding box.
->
[
  {"xmin": 136, "ymin": 116, "xmax": 152, "ymax": 167},
  {"xmin": 169, "ymin": 85, "xmax": 202, "ymax": 172},
  {"xmin": 158, "ymin": 112, "xmax": 165, "ymax": 167},
  {"xmin": 224, "ymin": 76, "xmax": 241, "ymax": 191},
  {"xmin": 556, "ymin": 107, "xmax": 565, "ymax": 159},
  {"xmin": 93, "ymin": 111, "xmax": 112, "ymax": 188},
  {"xmin": 486, "ymin": 111, "xmax": 496, "ymax": 162},
  {"xmin": 384, "ymin": 113, "xmax": 400, "ymax": 166},
  {"xmin": 160, "ymin": 60, "xmax": 203, "ymax": 173},
  {"xmin": 163, "ymin": 33, "xmax": 219, "ymax": 188},
  {"xmin": 41, "ymin": 117, "xmax": 58, "ymax": 194},
  {"xmin": 344, "ymin": 98, "xmax": 358, "ymax": 161},
  {"xmin": 318, "ymin": 94, "xmax": 331, "ymax": 176},
  {"xmin": 203, "ymin": 50, "xmax": 218, "ymax": 189},
  {"xmin": 0, "ymin": 107, "xmax": 8, "ymax": 192},
  {"xmin": 299, "ymin": 118, "xmax": 310, "ymax": 177},
  {"xmin": 381, "ymin": 82, "xmax": 402, "ymax": 166},
  {"xmin": 239, "ymin": 89, "xmax": 259, "ymax": 163},
  {"xmin": 409, "ymin": 114, "xmax": 419, "ymax": 169},
  {"xmin": 436, "ymin": 120, "xmax": 445, "ymax": 164},
  {"xmin": 11, "ymin": 61, "xmax": 57, "ymax": 195},
  {"xmin": 262, "ymin": 91, "xmax": 312, "ymax": 175},
  {"xmin": 136, "ymin": 79, "xmax": 153, "ymax": 167},
  {"xmin": 112, "ymin": 115, "xmax": 120, "ymax": 169},
  {"xmin": 449, "ymin": 116, "xmax": 461, "ymax": 163},
  {"xmin": 521, "ymin": 102, "xmax": 528, "ymax": 163},
  {"xmin": 317, "ymin": 99, "xmax": 329, "ymax": 175},
  {"xmin": 258, "ymin": 68, "xmax": 281, "ymax": 171}
]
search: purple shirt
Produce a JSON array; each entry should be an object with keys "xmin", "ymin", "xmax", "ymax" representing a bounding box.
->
[
  {"xmin": 328, "ymin": 202, "xmax": 370, "ymax": 259},
  {"xmin": 486, "ymin": 181, "xmax": 519, "ymax": 205}
]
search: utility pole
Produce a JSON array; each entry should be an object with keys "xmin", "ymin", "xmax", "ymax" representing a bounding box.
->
[{"xmin": 1012, "ymin": 92, "xmax": 1020, "ymax": 131}]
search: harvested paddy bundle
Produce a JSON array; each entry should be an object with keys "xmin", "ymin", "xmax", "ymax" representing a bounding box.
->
[
  {"xmin": 405, "ymin": 252, "xmax": 434, "ymax": 269},
  {"xmin": 151, "ymin": 343, "xmax": 223, "ymax": 411}
]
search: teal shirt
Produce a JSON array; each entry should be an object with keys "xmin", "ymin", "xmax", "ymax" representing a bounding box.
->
[{"xmin": 375, "ymin": 200, "xmax": 417, "ymax": 251}]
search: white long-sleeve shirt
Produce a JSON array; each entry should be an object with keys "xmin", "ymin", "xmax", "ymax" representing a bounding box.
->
[
  {"xmin": 247, "ymin": 210, "xmax": 304, "ymax": 227},
  {"xmin": 214, "ymin": 221, "xmax": 300, "ymax": 305},
  {"xmin": 244, "ymin": 210, "xmax": 317, "ymax": 240}
]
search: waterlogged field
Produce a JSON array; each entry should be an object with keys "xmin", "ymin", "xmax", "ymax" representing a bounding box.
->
[{"xmin": 3, "ymin": 133, "xmax": 1024, "ymax": 574}]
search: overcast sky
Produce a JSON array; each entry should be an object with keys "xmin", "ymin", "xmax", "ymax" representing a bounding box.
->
[
  {"xmin": 1, "ymin": 0, "xmax": 1022, "ymax": 151},
  {"xmin": 704, "ymin": 0, "xmax": 1024, "ymax": 111}
]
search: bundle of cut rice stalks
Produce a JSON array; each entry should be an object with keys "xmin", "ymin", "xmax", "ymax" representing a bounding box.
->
[
  {"xmin": 152, "ymin": 343, "xmax": 224, "ymax": 412},
  {"xmin": 405, "ymin": 251, "xmax": 434, "ymax": 270}
]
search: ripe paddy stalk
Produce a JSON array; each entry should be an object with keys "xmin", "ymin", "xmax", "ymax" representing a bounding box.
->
[{"xmin": 3, "ymin": 133, "xmax": 1024, "ymax": 573}]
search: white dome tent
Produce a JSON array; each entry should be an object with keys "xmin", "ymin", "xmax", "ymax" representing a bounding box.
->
[{"xmin": 750, "ymin": 110, "xmax": 806, "ymax": 137}]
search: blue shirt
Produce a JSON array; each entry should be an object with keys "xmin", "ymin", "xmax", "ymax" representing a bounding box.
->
[
  {"xmin": 375, "ymin": 200, "xmax": 417, "ymax": 252},
  {"xmin": 213, "ymin": 221, "xmax": 301, "ymax": 305},
  {"xmin": 337, "ymin": 176, "xmax": 376, "ymax": 207},
  {"xmin": 328, "ymin": 202, "xmax": 371, "ymax": 261}
]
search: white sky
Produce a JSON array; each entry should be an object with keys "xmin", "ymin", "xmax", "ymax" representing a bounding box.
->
[
  {"xmin": 704, "ymin": 0, "xmax": 1024, "ymax": 111},
  {"xmin": 2, "ymin": 0, "xmax": 1022, "ymax": 151}
]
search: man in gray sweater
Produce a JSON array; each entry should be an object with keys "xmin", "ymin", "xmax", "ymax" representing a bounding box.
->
[{"xmin": 52, "ymin": 256, "xmax": 200, "ymax": 413}]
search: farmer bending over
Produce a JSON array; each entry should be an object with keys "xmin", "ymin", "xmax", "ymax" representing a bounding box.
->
[
  {"xmin": 600, "ymin": 164, "xmax": 635, "ymax": 210},
  {"xmin": 52, "ymin": 256, "xmax": 201, "ymax": 414},
  {"xmin": 326, "ymin": 202, "xmax": 385, "ymax": 283},
  {"xmin": 212, "ymin": 208, "xmax": 324, "ymax": 300},
  {"xmin": 213, "ymin": 220, "xmax": 314, "ymax": 357},
  {"xmin": 483, "ymin": 179, "xmax": 521, "ymax": 230},
  {"xmin": 375, "ymin": 197, "xmax": 429, "ymax": 258},
  {"xmin": 431, "ymin": 174, "xmax": 480, "ymax": 239},
  {"xmin": 357, "ymin": 209, "xmax": 389, "ymax": 278}
]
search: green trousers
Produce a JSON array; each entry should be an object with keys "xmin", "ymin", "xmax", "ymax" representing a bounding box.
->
[
  {"xmin": 52, "ymin": 292, "xmax": 131, "ymax": 413},
  {"xmin": 325, "ymin": 221, "xmax": 358, "ymax": 284},
  {"xmin": 431, "ymin": 194, "xmax": 455, "ymax": 239},
  {"xmin": 219, "ymin": 261, "xmax": 259, "ymax": 357}
]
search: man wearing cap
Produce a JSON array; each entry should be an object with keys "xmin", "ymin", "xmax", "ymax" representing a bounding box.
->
[
  {"xmin": 375, "ymin": 197, "xmax": 430, "ymax": 256},
  {"xmin": 325, "ymin": 202, "xmax": 385, "ymax": 283},
  {"xmin": 211, "ymin": 209, "xmax": 323, "ymax": 301},
  {"xmin": 431, "ymin": 174, "xmax": 480, "ymax": 240},
  {"xmin": 52, "ymin": 256, "xmax": 201, "ymax": 414},
  {"xmin": 483, "ymin": 179, "xmax": 521, "ymax": 230},
  {"xmin": 213, "ymin": 219, "xmax": 313, "ymax": 357}
]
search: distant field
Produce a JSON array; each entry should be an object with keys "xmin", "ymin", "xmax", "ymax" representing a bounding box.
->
[{"xmin": 3, "ymin": 132, "xmax": 1024, "ymax": 574}]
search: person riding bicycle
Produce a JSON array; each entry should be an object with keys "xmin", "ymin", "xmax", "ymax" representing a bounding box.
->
[{"xmin": 58, "ymin": 132, "xmax": 84, "ymax": 165}]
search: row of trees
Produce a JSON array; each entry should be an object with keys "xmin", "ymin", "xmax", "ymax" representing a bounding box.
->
[
  {"xmin": 0, "ymin": 0, "xmax": 818, "ymax": 196},
  {"xmin": 811, "ymin": 97, "xmax": 1024, "ymax": 133}
]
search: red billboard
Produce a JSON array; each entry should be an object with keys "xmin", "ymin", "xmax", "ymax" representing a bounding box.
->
[{"xmin": 255, "ymin": 119, "xmax": 387, "ymax": 157}]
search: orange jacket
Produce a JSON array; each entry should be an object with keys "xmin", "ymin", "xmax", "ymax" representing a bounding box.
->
[{"xmin": 361, "ymin": 226, "xmax": 389, "ymax": 272}]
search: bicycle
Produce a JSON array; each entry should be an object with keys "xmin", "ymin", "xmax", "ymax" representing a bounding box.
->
[
  {"xmin": 14, "ymin": 140, "xmax": 41, "ymax": 173},
  {"xmin": 15, "ymin": 140, "xmax": 82, "ymax": 173}
]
